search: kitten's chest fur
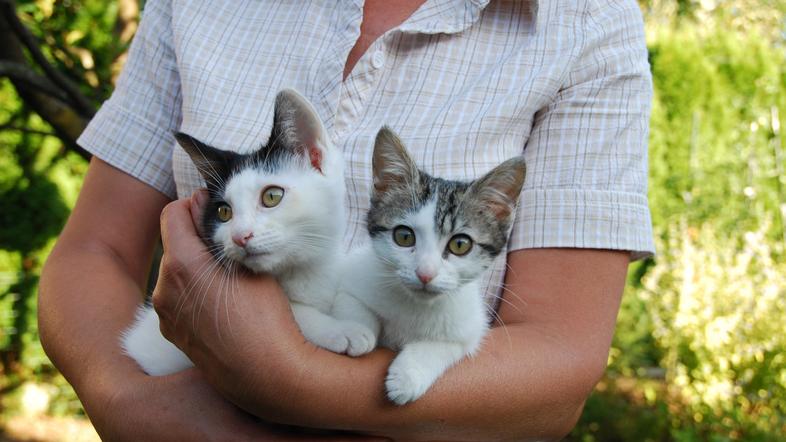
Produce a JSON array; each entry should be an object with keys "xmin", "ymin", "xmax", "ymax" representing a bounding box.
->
[
  {"xmin": 378, "ymin": 284, "xmax": 488, "ymax": 351},
  {"xmin": 348, "ymin": 248, "xmax": 489, "ymax": 351},
  {"xmin": 279, "ymin": 256, "xmax": 341, "ymax": 311}
]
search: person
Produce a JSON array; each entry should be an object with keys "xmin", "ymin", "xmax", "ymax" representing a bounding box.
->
[{"xmin": 38, "ymin": 0, "xmax": 654, "ymax": 439}]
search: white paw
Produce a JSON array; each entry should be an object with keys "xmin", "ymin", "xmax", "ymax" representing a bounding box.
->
[
  {"xmin": 343, "ymin": 322, "xmax": 376, "ymax": 357},
  {"xmin": 311, "ymin": 321, "xmax": 376, "ymax": 356},
  {"xmin": 313, "ymin": 327, "xmax": 351, "ymax": 354},
  {"xmin": 385, "ymin": 359, "xmax": 432, "ymax": 405}
]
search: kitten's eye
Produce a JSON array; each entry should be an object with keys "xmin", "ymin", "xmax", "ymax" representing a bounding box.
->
[
  {"xmin": 261, "ymin": 186, "xmax": 284, "ymax": 207},
  {"xmin": 217, "ymin": 204, "xmax": 233, "ymax": 222},
  {"xmin": 447, "ymin": 234, "xmax": 473, "ymax": 256},
  {"xmin": 393, "ymin": 226, "xmax": 416, "ymax": 247}
]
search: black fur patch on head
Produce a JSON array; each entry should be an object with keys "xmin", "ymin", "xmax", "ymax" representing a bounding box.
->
[
  {"xmin": 174, "ymin": 89, "xmax": 326, "ymax": 252},
  {"xmin": 174, "ymin": 132, "xmax": 283, "ymax": 245}
]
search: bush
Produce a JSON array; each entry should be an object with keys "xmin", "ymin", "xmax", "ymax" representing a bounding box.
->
[
  {"xmin": 643, "ymin": 221, "xmax": 786, "ymax": 440},
  {"xmin": 574, "ymin": 15, "xmax": 786, "ymax": 441}
]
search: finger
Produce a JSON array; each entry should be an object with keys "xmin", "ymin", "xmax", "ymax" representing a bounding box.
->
[
  {"xmin": 190, "ymin": 188, "xmax": 208, "ymax": 238},
  {"xmin": 160, "ymin": 198, "xmax": 208, "ymax": 262}
]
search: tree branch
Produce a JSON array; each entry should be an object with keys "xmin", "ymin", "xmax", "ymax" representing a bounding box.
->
[
  {"xmin": 0, "ymin": 2, "xmax": 91, "ymax": 160},
  {"xmin": 0, "ymin": 19, "xmax": 90, "ymax": 159},
  {"xmin": 0, "ymin": 122, "xmax": 57, "ymax": 137},
  {"xmin": 0, "ymin": 60, "xmax": 70, "ymax": 102},
  {"xmin": 0, "ymin": 0, "xmax": 95, "ymax": 118},
  {"xmin": 115, "ymin": 0, "xmax": 139, "ymax": 44}
]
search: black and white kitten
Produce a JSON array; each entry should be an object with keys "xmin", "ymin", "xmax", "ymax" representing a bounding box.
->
[
  {"xmin": 122, "ymin": 89, "xmax": 368, "ymax": 375},
  {"xmin": 333, "ymin": 127, "xmax": 527, "ymax": 404}
]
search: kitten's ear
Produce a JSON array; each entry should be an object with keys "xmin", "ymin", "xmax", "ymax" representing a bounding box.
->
[
  {"xmin": 372, "ymin": 126, "xmax": 419, "ymax": 193},
  {"xmin": 269, "ymin": 88, "xmax": 329, "ymax": 173},
  {"xmin": 175, "ymin": 132, "xmax": 234, "ymax": 188},
  {"xmin": 467, "ymin": 156, "xmax": 527, "ymax": 221}
]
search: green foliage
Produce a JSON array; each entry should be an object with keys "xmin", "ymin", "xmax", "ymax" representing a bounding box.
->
[
  {"xmin": 15, "ymin": 0, "xmax": 130, "ymax": 103},
  {"xmin": 574, "ymin": 12, "xmax": 786, "ymax": 441},
  {"xmin": 648, "ymin": 27, "xmax": 785, "ymax": 236},
  {"xmin": 646, "ymin": 221, "xmax": 786, "ymax": 439},
  {"xmin": 0, "ymin": 78, "xmax": 87, "ymax": 415},
  {"xmin": 0, "ymin": 0, "xmax": 119, "ymax": 417}
]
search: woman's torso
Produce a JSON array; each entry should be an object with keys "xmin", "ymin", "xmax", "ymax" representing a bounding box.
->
[{"xmin": 169, "ymin": 0, "xmax": 574, "ymax": 305}]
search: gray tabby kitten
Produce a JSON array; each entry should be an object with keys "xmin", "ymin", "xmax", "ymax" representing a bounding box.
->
[{"xmin": 333, "ymin": 127, "xmax": 527, "ymax": 404}]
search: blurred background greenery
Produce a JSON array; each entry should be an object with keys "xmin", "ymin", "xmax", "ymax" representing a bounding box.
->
[{"xmin": 0, "ymin": 0, "xmax": 784, "ymax": 440}]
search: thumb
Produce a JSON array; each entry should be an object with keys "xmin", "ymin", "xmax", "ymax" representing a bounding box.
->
[
  {"xmin": 159, "ymin": 198, "xmax": 209, "ymax": 266},
  {"xmin": 190, "ymin": 188, "xmax": 209, "ymax": 239}
]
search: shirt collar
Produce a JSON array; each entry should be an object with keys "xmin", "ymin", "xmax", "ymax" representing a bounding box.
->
[{"xmin": 397, "ymin": 0, "xmax": 538, "ymax": 35}]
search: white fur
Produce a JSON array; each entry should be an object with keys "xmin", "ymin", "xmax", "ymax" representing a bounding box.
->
[
  {"xmin": 123, "ymin": 89, "xmax": 362, "ymax": 375},
  {"xmin": 121, "ymin": 306, "xmax": 192, "ymax": 376},
  {"xmin": 333, "ymin": 201, "xmax": 490, "ymax": 405}
]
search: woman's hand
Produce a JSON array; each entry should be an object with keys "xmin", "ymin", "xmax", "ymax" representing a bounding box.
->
[
  {"xmin": 89, "ymin": 368, "xmax": 327, "ymax": 441},
  {"xmin": 152, "ymin": 191, "xmax": 309, "ymax": 386}
]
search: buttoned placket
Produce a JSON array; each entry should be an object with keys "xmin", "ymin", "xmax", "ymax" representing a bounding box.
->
[
  {"xmin": 330, "ymin": 0, "xmax": 497, "ymax": 146},
  {"xmin": 332, "ymin": 34, "xmax": 392, "ymax": 146}
]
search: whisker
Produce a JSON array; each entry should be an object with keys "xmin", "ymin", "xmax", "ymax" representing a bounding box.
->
[
  {"xmin": 486, "ymin": 282, "xmax": 526, "ymax": 307},
  {"xmin": 174, "ymin": 253, "xmax": 225, "ymax": 323},
  {"xmin": 485, "ymin": 305, "xmax": 513, "ymax": 351},
  {"xmin": 485, "ymin": 290, "xmax": 523, "ymax": 314}
]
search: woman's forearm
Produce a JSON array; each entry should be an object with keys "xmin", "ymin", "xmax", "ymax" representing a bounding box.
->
[
  {"xmin": 194, "ymin": 249, "xmax": 628, "ymax": 441},
  {"xmin": 39, "ymin": 242, "xmax": 151, "ymax": 399},
  {"xmin": 155, "ymin": 197, "xmax": 627, "ymax": 441},
  {"xmin": 38, "ymin": 159, "xmax": 168, "ymax": 404},
  {"xmin": 209, "ymin": 322, "xmax": 592, "ymax": 441}
]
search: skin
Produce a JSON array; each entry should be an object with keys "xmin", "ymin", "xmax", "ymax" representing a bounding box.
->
[
  {"xmin": 343, "ymin": 0, "xmax": 425, "ymax": 80},
  {"xmin": 39, "ymin": 1, "xmax": 630, "ymax": 440}
]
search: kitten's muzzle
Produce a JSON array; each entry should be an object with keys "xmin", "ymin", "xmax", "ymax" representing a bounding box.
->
[
  {"xmin": 405, "ymin": 282, "xmax": 445, "ymax": 299},
  {"xmin": 416, "ymin": 269, "xmax": 435, "ymax": 285},
  {"xmin": 232, "ymin": 231, "xmax": 254, "ymax": 247}
]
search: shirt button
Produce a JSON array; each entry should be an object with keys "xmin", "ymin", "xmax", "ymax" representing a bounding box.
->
[{"xmin": 371, "ymin": 50, "xmax": 385, "ymax": 69}]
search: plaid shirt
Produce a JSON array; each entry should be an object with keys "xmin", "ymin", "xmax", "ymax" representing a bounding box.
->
[{"xmin": 78, "ymin": 0, "xmax": 654, "ymax": 303}]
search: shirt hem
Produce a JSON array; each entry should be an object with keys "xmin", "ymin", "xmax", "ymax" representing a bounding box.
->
[{"xmin": 507, "ymin": 188, "xmax": 655, "ymax": 261}]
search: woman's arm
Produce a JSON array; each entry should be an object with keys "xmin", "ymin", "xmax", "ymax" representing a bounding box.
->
[
  {"xmin": 39, "ymin": 159, "xmax": 384, "ymax": 441},
  {"xmin": 156, "ymin": 193, "xmax": 629, "ymax": 441},
  {"xmin": 154, "ymin": 3, "xmax": 648, "ymax": 436},
  {"xmin": 261, "ymin": 248, "xmax": 628, "ymax": 441}
]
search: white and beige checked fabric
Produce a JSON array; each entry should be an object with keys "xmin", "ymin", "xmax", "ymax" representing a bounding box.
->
[{"xmin": 78, "ymin": 0, "xmax": 654, "ymax": 304}]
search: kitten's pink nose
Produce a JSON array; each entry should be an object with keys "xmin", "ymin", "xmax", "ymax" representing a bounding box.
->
[
  {"xmin": 232, "ymin": 232, "xmax": 254, "ymax": 247},
  {"xmin": 416, "ymin": 270, "xmax": 434, "ymax": 285}
]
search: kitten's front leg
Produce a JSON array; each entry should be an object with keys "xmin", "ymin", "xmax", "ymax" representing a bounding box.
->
[
  {"xmin": 385, "ymin": 341, "xmax": 467, "ymax": 405},
  {"xmin": 289, "ymin": 302, "xmax": 375, "ymax": 355},
  {"xmin": 332, "ymin": 292, "xmax": 380, "ymax": 357}
]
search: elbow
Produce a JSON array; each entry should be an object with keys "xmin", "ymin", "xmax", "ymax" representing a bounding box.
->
[
  {"xmin": 539, "ymin": 352, "xmax": 608, "ymax": 440},
  {"xmin": 503, "ymin": 394, "xmax": 588, "ymax": 442},
  {"xmin": 38, "ymin": 247, "xmax": 66, "ymax": 349},
  {"xmin": 502, "ymin": 352, "xmax": 607, "ymax": 441},
  {"xmin": 540, "ymin": 397, "xmax": 587, "ymax": 442}
]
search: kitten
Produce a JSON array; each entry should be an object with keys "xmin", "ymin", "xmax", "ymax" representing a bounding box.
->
[
  {"xmin": 122, "ymin": 89, "xmax": 368, "ymax": 375},
  {"xmin": 333, "ymin": 127, "xmax": 526, "ymax": 405}
]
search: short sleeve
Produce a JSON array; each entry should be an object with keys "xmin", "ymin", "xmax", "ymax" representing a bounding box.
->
[
  {"xmin": 77, "ymin": 0, "xmax": 181, "ymax": 199},
  {"xmin": 508, "ymin": 0, "xmax": 655, "ymax": 260}
]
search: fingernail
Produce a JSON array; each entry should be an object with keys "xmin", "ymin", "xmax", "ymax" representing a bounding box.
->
[{"xmin": 191, "ymin": 188, "xmax": 207, "ymax": 207}]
